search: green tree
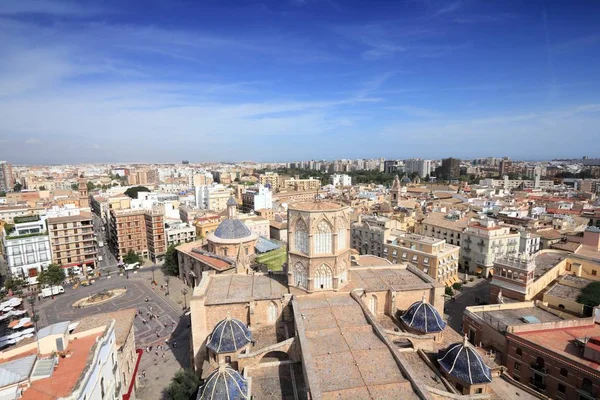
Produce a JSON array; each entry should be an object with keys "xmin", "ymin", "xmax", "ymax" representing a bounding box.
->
[
  {"xmin": 0, "ymin": 191, "xmax": 6, "ymax": 197},
  {"xmin": 123, "ymin": 250, "xmax": 142, "ymax": 265},
  {"xmin": 71, "ymin": 183, "xmax": 79, "ymax": 190},
  {"xmin": 3, "ymin": 276, "xmax": 26, "ymax": 292},
  {"xmin": 39, "ymin": 186, "xmax": 47, "ymax": 191},
  {"xmin": 164, "ymin": 244, "xmax": 180, "ymax": 276},
  {"xmin": 165, "ymin": 369, "xmax": 200, "ymax": 400},
  {"xmin": 452, "ymin": 282, "xmax": 463, "ymax": 291},
  {"xmin": 124, "ymin": 186, "xmax": 150, "ymax": 199},
  {"xmin": 445, "ymin": 286, "xmax": 454, "ymax": 296},
  {"xmin": 38, "ymin": 264, "xmax": 65, "ymax": 287},
  {"xmin": 13, "ymin": 182, "xmax": 22, "ymax": 192},
  {"xmin": 577, "ymin": 281, "xmax": 600, "ymax": 307},
  {"xmin": 86, "ymin": 181, "xmax": 96, "ymax": 191}
]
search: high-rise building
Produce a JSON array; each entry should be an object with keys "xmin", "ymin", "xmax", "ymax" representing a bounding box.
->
[
  {"xmin": 108, "ymin": 207, "xmax": 165, "ymax": 262},
  {"xmin": 0, "ymin": 161, "xmax": 13, "ymax": 192},
  {"xmin": 441, "ymin": 157, "xmax": 461, "ymax": 180},
  {"xmin": 47, "ymin": 211, "xmax": 97, "ymax": 270},
  {"xmin": 499, "ymin": 157, "xmax": 512, "ymax": 176},
  {"xmin": 241, "ymin": 185, "xmax": 272, "ymax": 212},
  {"xmin": 404, "ymin": 158, "xmax": 432, "ymax": 178}
]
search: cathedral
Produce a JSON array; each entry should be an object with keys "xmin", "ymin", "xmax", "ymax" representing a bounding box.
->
[{"xmin": 189, "ymin": 200, "xmax": 506, "ymax": 399}]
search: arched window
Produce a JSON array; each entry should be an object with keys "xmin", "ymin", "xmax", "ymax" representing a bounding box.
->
[
  {"xmin": 294, "ymin": 219, "xmax": 308, "ymax": 254},
  {"xmin": 268, "ymin": 302, "xmax": 278, "ymax": 323},
  {"xmin": 294, "ymin": 262, "xmax": 308, "ymax": 289},
  {"xmin": 581, "ymin": 378, "xmax": 593, "ymax": 394},
  {"xmin": 369, "ymin": 295, "xmax": 378, "ymax": 314},
  {"xmin": 338, "ymin": 261, "xmax": 348, "ymax": 284},
  {"xmin": 337, "ymin": 227, "xmax": 347, "ymax": 252},
  {"xmin": 315, "ymin": 264, "xmax": 333, "ymax": 289},
  {"xmin": 314, "ymin": 221, "xmax": 332, "ymax": 254}
]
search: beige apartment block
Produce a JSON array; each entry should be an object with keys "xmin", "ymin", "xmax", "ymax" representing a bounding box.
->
[
  {"xmin": 420, "ymin": 211, "xmax": 475, "ymax": 247},
  {"xmin": 385, "ymin": 232, "xmax": 460, "ymax": 285},
  {"xmin": 127, "ymin": 168, "xmax": 158, "ymax": 186},
  {"xmin": 351, "ymin": 215, "xmax": 400, "ymax": 258},
  {"xmin": 282, "ymin": 177, "xmax": 321, "ymax": 191},
  {"xmin": 462, "ymin": 217, "xmax": 519, "ymax": 277},
  {"xmin": 47, "ymin": 212, "xmax": 97, "ymax": 269},
  {"xmin": 145, "ymin": 208, "xmax": 166, "ymax": 261},
  {"xmin": 258, "ymin": 172, "xmax": 280, "ymax": 188}
]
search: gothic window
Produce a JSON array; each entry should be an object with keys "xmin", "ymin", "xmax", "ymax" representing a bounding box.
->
[
  {"xmin": 268, "ymin": 301, "xmax": 278, "ymax": 323},
  {"xmin": 294, "ymin": 262, "xmax": 308, "ymax": 289},
  {"xmin": 338, "ymin": 261, "xmax": 348, "ymax": 284},
  {"xmin": 314, "ymin": 221, "xmax": 332, "ymax": 254},
  {"xmin": 337, "ymin": 227, "xmax": 347, "ymax": 251},
  {"xmin": 294, "ymin": 219, "xmax": 308, "ymax": 254},
  {"xmin": 315, "ymin": 264, "xmax": 333, "ymax": 289}
]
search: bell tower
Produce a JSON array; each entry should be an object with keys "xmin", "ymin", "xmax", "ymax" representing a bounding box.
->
[
  {"xmin": 390, "ymin": 175, "xmax": 401, "ymax": 207},
  {"xmin": 78, "ymin": 176, "xmax": 89, "ymax": 208}
]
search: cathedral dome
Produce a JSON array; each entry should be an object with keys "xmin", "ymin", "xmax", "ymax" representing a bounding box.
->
[
  {"xmin": 197, "ymin": 365, "xmax": 249, "ymax": 400},
  {"xmin": 214, "ymin": 219, "xmax": 253, "ymax": 240},
  {"xmin": 437, "ymin": 336, "xmax": 492, "ymax": 384},
  {"xmin": 400, "ymin": 297, "xmax": 446, "ymax": 333},
  {"xmin": 207, "ymin": 317, "xmax": 252, "ymax": 354}
]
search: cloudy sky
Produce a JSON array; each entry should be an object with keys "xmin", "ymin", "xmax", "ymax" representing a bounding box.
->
[{"xmin": 1, "ymin": 0, "xmax": 600, "ymax": 164}]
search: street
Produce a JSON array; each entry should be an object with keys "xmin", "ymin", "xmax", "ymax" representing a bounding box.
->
[{"xmin": 443, "ymin": 279, "xmax": 490, "ymax": 333}]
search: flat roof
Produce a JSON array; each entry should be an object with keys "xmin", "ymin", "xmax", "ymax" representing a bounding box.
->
[
  {"xmin": 294, "ymin": 293, "xmax": 416, "ymax": 400},
  {"xmin": 354, "ymin": 255, "xmax": 392, "ymax": 267},
  {"xmin": 348, "ymin": 266, "xmax": 434, "ymax": 293},
  {"xmin": 289, "ymin": 201, "xmax": 346, "ymax": 211},
  {"xmin": 47, "ymin": 212, "xmax": 92, "ymax": 223},
  {"xmin": 21, "ymin": 333, "xmax": 102, "ymax": 400},
  {"xmin": 205, "ymin": 274, "xmax": 288, "ymax": 305},
  {"xmin": 513, "ymin": 322, "xmax": 600, "ymax": 371},
  {"xmin": 74, "ymin": 309, "xmax": 135, "ymax": 347},
  {"xmin": 470, "ymin": 306, "xmax": 564, "ymax": 329},
  {"xmin": 533, "ymin": 252, "xmax": 567, "ymax": 280}
]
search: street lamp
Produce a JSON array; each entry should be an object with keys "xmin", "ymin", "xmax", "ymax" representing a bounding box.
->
[{"xmin": 181, "ymin": 288, "xmax": 188, "ymax": 311}]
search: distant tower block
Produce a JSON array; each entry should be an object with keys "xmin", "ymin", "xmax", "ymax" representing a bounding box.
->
[{"xmin": 287, "ymin": 201, "xmax": 351, "ymax": 292}]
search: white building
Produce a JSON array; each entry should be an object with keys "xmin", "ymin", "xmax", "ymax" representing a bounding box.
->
[
  {"xmin": 330, "ymin": 174, "xmax": 352, "ymax": 187},
  {"xmin": 461, "ymin": 217, "xmax": 520, "ymax": 277},
  {"xmin": 241, "ymin": 185, "xmax": 273, "ymax": 213},
  {"xmin": 519, "ymin": 229, "xmax": 540, "ymax": 256},
  {"xmin": 1, "ymin": 215, "xmax": 51, "ymax": 285},
  {"xmin": 404, "ymin": 159, "xmax": 432, "ymax": 178},
  {"xmin": 478, "ymin": 176, "xmax": 554, "ymax": 190},
  {"xmin": 166, "ymin": 221, "xmax": 197, "ymax": 247},
  {"xmin": 194, "ymin": 184, "xmax": 232, "ymax": 211}
]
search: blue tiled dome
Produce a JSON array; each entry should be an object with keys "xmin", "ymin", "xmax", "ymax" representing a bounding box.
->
[
  {"xmin": 207, "ymin": 318, "xmax": 252, "ymax": 353},
  {"xmin": 401, "ymin": 299, "xmax": 446, "ymax": 333},
  {"xmin": 214, "ymin": 219, "xmax": 252, "ymax": 240},
  {"xmin": 197, "ymin": 365, "xmax": 249, "ymax": 400},
  {"xmin": 437, "ymin": 338, "xmax": 492, "ymax": 384}
]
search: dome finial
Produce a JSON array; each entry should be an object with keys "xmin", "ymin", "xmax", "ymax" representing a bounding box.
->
[
  {"xmin": 463, "ymin": 333, "xmax": 469, "ymax": 346},
  {"xmin": 421, "ymin": 292, "xmax": 427, "ymax": 303}
]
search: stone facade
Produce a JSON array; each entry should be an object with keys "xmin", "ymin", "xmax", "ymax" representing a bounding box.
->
[{"xmin": 287, "ymin": 201, "xmax": 351, "ymax": 292}]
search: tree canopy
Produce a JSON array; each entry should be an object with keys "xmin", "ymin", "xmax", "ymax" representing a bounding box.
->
[
  {"xmin": 124, "ymin": 186, "xmax": 150, "ymax": 199},
  {"xmin": 123, "ymin": 250, "xmax": 142, "ymax": 265},
  {"xmin": 13, "ymin": 182, "xmax": 22, "ymax": 192},
  {"xmin": 164, "ymin": 244, "xmax": 180, "ymax": 276},
  {"xmin": 577, "ymin": 281, "xmax": 600, "ymax": 307},
  {"xmin": 38, "ymin": 264, "xmax": 65, "ymax": 287},
  {"xmin": 3, "ymin": 276, "xmax": 26, "ymax": 292},
  {"xmin": 165, "ymin": 369, "xmax": 200, "ymax": 400}
]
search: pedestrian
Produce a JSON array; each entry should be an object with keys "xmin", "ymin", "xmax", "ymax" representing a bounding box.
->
[
  {"xmin": 141, "ymin": 370, "xmax": 146, "ymax": 378},
  {"xmin": 161, "ymin": 353, "xmax": 165, "ymax": 359},
  {"xmin": 171, "ymin": 321, "xmax": 175, "ymax": 327},
  {"xmin": 155, "ymin": 350, "xmax": 159, "ymax": 356},
  {"xmin": 173, "ymin": 341, "xmax": 177, "ymax": 348},
  {"xmin": 150, "ymin": 306, "xmax": 153, "ymax": 312}
]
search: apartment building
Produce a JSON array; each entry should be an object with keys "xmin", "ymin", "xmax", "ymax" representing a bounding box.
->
[
  {"xmin": 127, "ymin": 168, "xmax": 158, "ymax": 186},
  {"xmin": 241, "ymin": 185, "xmax": 272, "ymax": 213},
  {"xmin": 47, "ymin": 211, "xmax": 97, "ymax": 270},
  {"xmin": 282, "ymin": 177, "xmax": 321, "ymax": 191},
  {"xmin": 462, "ymin": 217, "xmax": 519, "ymax": 277},
  {"xmin": 0, "ymin": 310, "xmax": 140, "ymax": 400},
  {"xmin": 1, "ymin": 215, "xmax": 51, "ymax": 284},
  {"xmin": 404, "ymin": 159, "xmax": 432, "ymax": 178},
  {"xmin": 479, "ymin": 177, "xmax": 554, "ymax": 190},
  {"xmin": 258, "ymin": 172, "xmax": 280, "ymax": 188},
  {"xmin": 441, "ymin": 158, "xmax": 461, "ymax": 180},
  {"xmin": 237, "ymin": 214, "xmax": 270, "ymax": 239},
  {"xmin": 0, "ymin": 205, "xmax": 44, "ymax": 224},
  {"xmin": 145, "ymin": 208, "xmax": 166, "ymax": 261},
  {"xmin": 330, "ymin": 173, "xmax": 352, "ymax": 187},
  {"xmin": 0, "ymin": 161, "xmax": 13, "ymax": 192},
  {"xmin": 519, "ymin": 229, "xmax": 540, "ymax": 255},
  {"xmin": 420, "ymin": 211, "xmax": 474, "ymax": 247},
  {"xmin": 384, "ymin": 232, "xmax": 460, "ymax": 285},
  {"xmin": 166, "ymin": 221, "xmax": 197, "ymax": 247},
  {"xmin": 351, "ymin": 215, "xmax": 399, "ymax": 258},
  {"xmin": 195, "ymin": 184, "xmax": 232, "ymax": 212}
]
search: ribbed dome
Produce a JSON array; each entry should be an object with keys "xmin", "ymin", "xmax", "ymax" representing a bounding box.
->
[
  {"xmin": 197, "ymin": 365, "xmax": 249, "ymax": 400},
  {"xmin": 437, "ymin": 337, "xmax": 492, "ymax": 384},
  {"xmin": 207, "ymin": 317, "xmax": 252, "ymax": 354},
  {"xmin": 214, "ymin": 219, "xmax": 252, "ymax": 240},
  {"xmin": 400, "ymin": 298, "xmax": 446, "ymax": 333}
]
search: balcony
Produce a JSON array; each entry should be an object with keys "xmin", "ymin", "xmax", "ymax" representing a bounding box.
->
[
  {"xmin": 477, "ymin": 240, "xmax": 485, "ymax": 246},
  {"xmin": 463, "ymin": 247, "xmax": 471, "ymax": 252},
  {"xmin": 465, "ymin": 237, "xmax": 472, "ymax": 243},
  {"xmin": 530, "ymin": 363, "xmax": 547, "ymax": 375},
  {"xmin": 529, "ymin": 378, "xmax": 546, "ymax": 391}
]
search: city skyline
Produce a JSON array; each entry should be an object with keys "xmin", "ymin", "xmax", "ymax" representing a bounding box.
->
[{"xmin": 1, "ymin": 0, "xmax": 600, "ymax": 163}]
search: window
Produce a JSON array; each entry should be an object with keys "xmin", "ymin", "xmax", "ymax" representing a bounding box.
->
[
  {"xmin": 557, "ymin": 383, "xmax": 566, "ymax": 394},
  {"xmin": 369, "ymin": 295, "xmax": 378, "ymax": 314},
  {"xmin": 514, "ymin": 362, "xmax": 521, "ymax": 371},
  {"xmin": 314, "ymin": 264, "xmax": 333, "ymax": 289},
  {"xmin": 515, "ymin": 347, "xmax": 522, "ymax": 356},
  {"xmin": 294, "ymin": 262, "xmax": 308, "ymax": 289},
  {"xmin": 475, "ymin": 388, "xmax": 483, "ymax": 394},
  {"xmin": 593, "ymin": 270, "xmax": 597, "ymax": 276},
  {"xmin": 268, "ymin": 302, "xmax": 278, "ymax": 323},
  {"xmin": 337, "ymin": 227, "xmax": 346, "ymax": 251},
  {"xmin": 27, "ymin": 254, "xmax": 36, "ymax": 264},
  {"xmin": 294, "ymin": 219, "xmax": 308, "ymax": 254},
  {"xmin": 560, "ymin": 368, "xmax": 568, "ymax": 377},
  {"xmin": 314, "ymin": 221, "xmax": 332, "ymax": 254}
]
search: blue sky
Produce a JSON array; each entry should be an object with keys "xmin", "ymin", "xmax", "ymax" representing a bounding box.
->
[{"xmin": 1, "ymin": 0, "xmax": 600, "ymax": 164}]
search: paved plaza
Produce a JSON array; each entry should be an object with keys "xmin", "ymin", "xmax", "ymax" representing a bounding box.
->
[{"xmin": 32, "ymin": 267, "xmax": 193, "ymax": 400}]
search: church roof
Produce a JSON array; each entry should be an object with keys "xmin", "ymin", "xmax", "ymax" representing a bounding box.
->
[
  {"xmin": 437, "ymin": 337, "xmax": 492, "ymax": 385},
  {"xmin": 226, "ymin": 196, "xmax": 238, "ymax": 207},
  {"xmin": 206, "ymin": 317, "xmax": 252, "ymax": 354},
  {"xmin": 197, "ymin": 365, "xmax": 249, "ymax": 400},
  {"xmin": 400, "ymin": 299, "xmax": 446, "ymax": 333},
  {"xmin": 214, "ymin": 219, "xmax": 252, "ymax": 240}
]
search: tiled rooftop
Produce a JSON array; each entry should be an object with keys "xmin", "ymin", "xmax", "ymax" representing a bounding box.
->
[
  {"xmin": 289, "ymin": 201, "xmax": 345, "ymax": 211},
  {"xmin": 348, "ymin": 266, "xmax": 434, "ymax": 292},
  {"xmin": 21, "ymin": 333, "xmax": 101, "ymax": 400}
]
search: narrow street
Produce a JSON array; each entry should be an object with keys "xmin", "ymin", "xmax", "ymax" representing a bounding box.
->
[{"xmin": 444, "ymin": 279, "xmax": 490, "ymax": 333}]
